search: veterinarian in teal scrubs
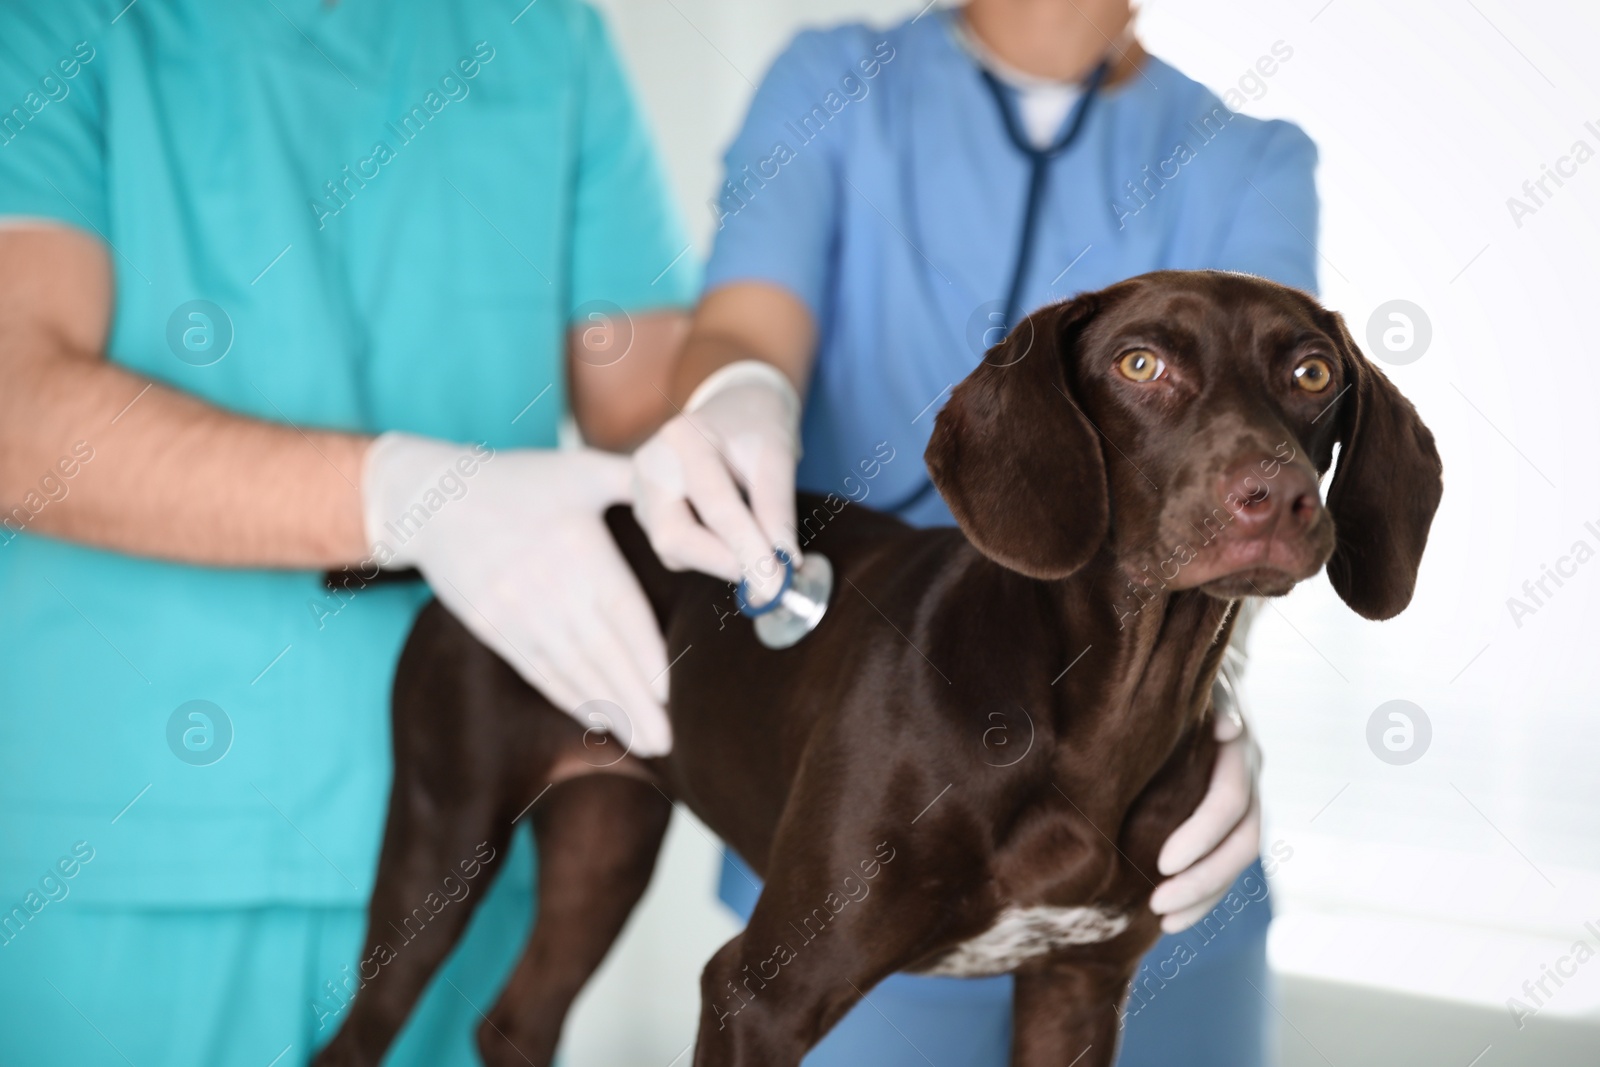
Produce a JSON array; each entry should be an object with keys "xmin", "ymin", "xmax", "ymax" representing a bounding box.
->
[
  {"xmin": 0, "ymin": 1, "xmax": 695, "ymax": 1063},
  {"xmin": 631, "ymin": 2, "xmax": 1316, "ymax": 1065}
]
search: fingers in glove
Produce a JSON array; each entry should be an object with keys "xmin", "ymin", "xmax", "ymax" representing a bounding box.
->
[
  {"xmin": 641, "ymin": 494, "xmax": 743, "ymax": 582},
  {"xmin": 1157, "ymin": 731, "xmax": 1256, "ymax": 876},
  {"xmin": 1154, "ymin": 887, "xmax": 1231, "ymax": 936},
  {"xmin": 633, "ymin": 441, "xmax": 742, "ymax": 581},
  {"xmin": 434, "ymin": 577, "xmax": 587, "ymax": 712},
  {"xmin": 746, "ymin": 449, "xmax": 801, "ymax": 565},
  {"xmin": 521, "ymin": 648, "xmax": 591, "ymax": 721},
  {"xmin": 679, "ymin": 439, "xmax": 785, "ymax": 605},
  {"xmin": 1149, "ymin": 793, "xmax": 1262, "ymax": 929},
  {"xmin": 512, "ymin": 626, "xmax": 645, "ymax": 758},
  {"xmin": 1214, "ymin": 697, "xmax": 1245, "ymax": 742},
  {"xmin": 571, "ymin": 448, "xmax": 635, "ymax": 507},
  {"xmin": 541, "ymin": 615, "xmax": 669, "ymax": 760},
  {"xmin": 594, "ymin": 550, "xmax": 674, "ymax": 705},
  {"xmin": 579, "ymin": 607, "xmax": 674, "ymax": 757}
]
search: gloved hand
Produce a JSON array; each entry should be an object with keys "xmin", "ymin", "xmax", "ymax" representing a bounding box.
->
[
  {"xmin": 362, "ymin": 433, "xmax": 671, "ymax": 756},
  {"xmin": 631, "ymin": 361, "xmax": 802, "ymax": 606},
  {"xmin": 1147, "ymin": 682, "xmax": 1262, "ymax": 933}
]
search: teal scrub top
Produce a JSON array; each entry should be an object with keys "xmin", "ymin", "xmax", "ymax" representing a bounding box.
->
[{"xmin": 0, "ymin": 0, "xmax": 698, "ymax": 906}]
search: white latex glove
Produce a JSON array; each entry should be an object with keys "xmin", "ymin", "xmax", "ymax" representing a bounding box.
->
[
  {"xmin": 362, "ymin": 433, "xmax": 671, "ymax": 756},
  {"xmin": 632, "ymin": 361, "xmax": 802, "ymax": 606},
  {"xmin": 1147, "ymin": 662, "xmax": 1262, "ymax": 933}
]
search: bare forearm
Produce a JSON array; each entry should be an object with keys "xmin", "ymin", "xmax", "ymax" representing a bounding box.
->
[
  {"xmin": 667, "ymin": 330, "xmax": 786, "ymax": 406},
  {"xmin": 666, "ymin": 283, "xmax": 816, "ymax": 407},
  {"xmin": 1, "ymin": 338, "xmax": 369, "ymax": 568},
  {"xmin": 569, "ymin": 310, "xmax": 689, "ymax": 452}
]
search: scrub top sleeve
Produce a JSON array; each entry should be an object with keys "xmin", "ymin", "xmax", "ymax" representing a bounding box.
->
[
  {"xmin": 1214, "ymin": 122, "xmax": 1320, "ymax": 296},
  {"xmin": 566, "ymin": 5, "xmax": 699, "ymax": 317},
  {"xmin": 0, "ymin": 9, "xmax": 106, "ymax": 236},
  {"xmin": 702, "ymin": 33, "xmax": 843, "ymax": 323}
]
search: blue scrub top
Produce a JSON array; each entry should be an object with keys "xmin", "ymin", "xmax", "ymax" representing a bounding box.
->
[
  {"xmin": 705, "ymin": 11, "xmax": 1319, "ymax": 526},
  {"xmin": 0, "ymin": 0, "xmax": 697, "ymax": 906}
]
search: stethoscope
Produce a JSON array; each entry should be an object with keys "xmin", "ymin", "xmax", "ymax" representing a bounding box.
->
[
  {"xmin": 736, "ymin": 58, "xmax": 1111, "ymax": 648},
  {"xmin": 979, "ymin": 60, "xmax": 1111, "ymax": 337},
  {"xmin": 873, "ymin": 57, "xmax": 1112, "ymax": 519}
]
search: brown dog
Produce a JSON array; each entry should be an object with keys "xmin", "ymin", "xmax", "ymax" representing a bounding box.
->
[{"xmin": 312, "ymin": 271, "xmax": 1442, "ymax": 1067}]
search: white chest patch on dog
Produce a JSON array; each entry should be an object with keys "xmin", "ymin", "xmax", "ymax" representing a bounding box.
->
[{"xmin": 919, "ymin": 905, "xmax": 1131, "ymax": 977}]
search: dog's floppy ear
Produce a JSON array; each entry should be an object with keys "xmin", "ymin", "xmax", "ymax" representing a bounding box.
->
[
  {"xmin": 1319, "ymin": 310, "xmax": 1443, "ymax": 620},
  {"xmin": 925, "ymin": 295, "xmax": 1109, "ymax": 579}
]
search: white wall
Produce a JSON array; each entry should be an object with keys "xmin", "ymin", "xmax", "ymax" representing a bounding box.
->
[
  {"xmin": 567, "ymin": 1, "xmax": 1600, "ymax": 1062},
  {"xmin": 594, "ymin": 0, "xmax": 930, "ymax": 252}
]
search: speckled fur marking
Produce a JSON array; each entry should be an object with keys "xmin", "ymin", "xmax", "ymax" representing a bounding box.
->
[{"xmin": 920, "ymin": 905, "xmax": 1132, "ymax": 977}]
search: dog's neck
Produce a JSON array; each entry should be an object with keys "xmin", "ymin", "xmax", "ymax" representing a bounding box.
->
[{"xmin": 1043, "ymin": 556, "xmax": 1237, "ymax": 818}]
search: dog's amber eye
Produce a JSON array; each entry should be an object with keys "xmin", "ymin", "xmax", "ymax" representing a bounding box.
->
[
  {"xmin": 1117, "ymin": 349, "xmax": 1165, "ymax": 383},
  {"xmin": 1292, "ymin": 357, "xmax": 1333, "ymax": 393}
]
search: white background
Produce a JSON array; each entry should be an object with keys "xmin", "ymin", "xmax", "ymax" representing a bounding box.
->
[{"xmin": 566, "ymin": 0, "xmax": 1600, "ymax": 1061}]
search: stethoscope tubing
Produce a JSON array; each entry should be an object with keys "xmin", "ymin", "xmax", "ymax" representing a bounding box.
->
[
  {"xmin": 875, "ymin": 58, "xmax": 1112, "ymax": 519},
  {"xmin": 980, "ymin": 60, "xmax": 1111, "ymax": 333}
]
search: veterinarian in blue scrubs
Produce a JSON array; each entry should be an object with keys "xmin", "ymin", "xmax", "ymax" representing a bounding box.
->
[
  {"xmin": 0, "ymin": 1, "xmax": 694, "ymax": 1063},
  {"xmin": 631, "ymin": 2, "xmax": 1317, "ymax": 1064}
]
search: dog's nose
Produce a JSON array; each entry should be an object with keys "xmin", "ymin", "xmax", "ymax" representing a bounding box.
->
[{"xmin": 1217, "ymin": 459, "xmax": 1322, "ymax": 538}]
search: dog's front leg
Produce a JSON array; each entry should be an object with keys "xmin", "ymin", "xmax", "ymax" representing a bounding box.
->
[
  {"xmin": 1010, "ymin": 957, "xmax": 1136, "ymax": 1067},
  {"xmin": 691, "ymin": 887, "xmax": 940, "ymax": 1067},
  {"xmin": 691, "ymin": 811, "xmax": 981, "ymax": 1065}
]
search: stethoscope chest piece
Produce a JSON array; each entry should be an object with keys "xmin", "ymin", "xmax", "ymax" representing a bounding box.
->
[{"xmin": 737, "ymin": 551, "xmax": 834, "ymax": 650}]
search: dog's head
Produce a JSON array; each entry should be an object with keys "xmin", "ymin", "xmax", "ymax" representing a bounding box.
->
[{"xmin": 926, "ymin": 271, "xmax": 1443, "ymax": 620}]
